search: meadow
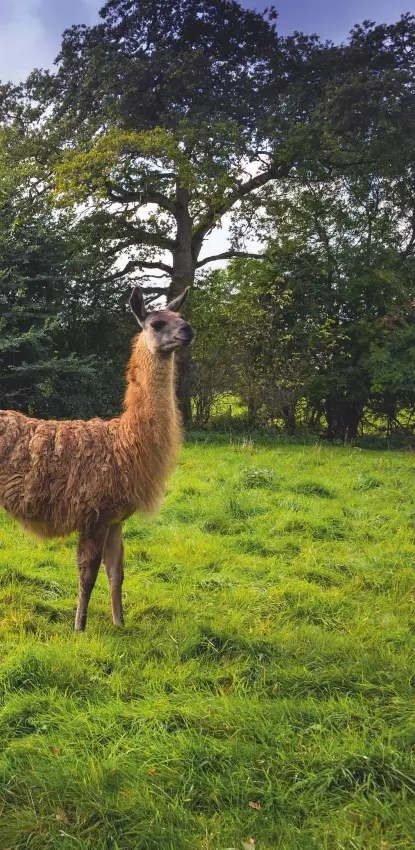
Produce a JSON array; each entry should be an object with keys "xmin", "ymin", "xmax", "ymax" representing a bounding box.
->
[{"xmin": 0, "ymin": 435, "xmax": 414, "ymax": 850}]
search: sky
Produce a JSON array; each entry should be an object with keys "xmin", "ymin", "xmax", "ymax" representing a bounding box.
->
[{"xmin": 1, "ymin": 0, "xmax": 414, "ymax": 85}]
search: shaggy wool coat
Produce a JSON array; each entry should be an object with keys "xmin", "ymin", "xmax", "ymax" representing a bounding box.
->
[{"xmin": 0, "ymin": 334, "xmax": 182, "ymax": 538}]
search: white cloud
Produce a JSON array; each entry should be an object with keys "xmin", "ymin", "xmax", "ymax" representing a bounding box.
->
[
  {"xmin": 83, "ymin": 0, "xmax": 102, "ymax": 10},
  {"xmin": 0, "ymin": 0, "xmax": 52, "ymax": 83},
  {"xmin": 0, "ymin": 0, "xmax": 103, "ymax": 84}
]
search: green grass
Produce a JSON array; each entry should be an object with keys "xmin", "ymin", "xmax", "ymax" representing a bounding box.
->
[{"xmin": 0, "ymin": 437, "xmax": 415, "ymax": 850}]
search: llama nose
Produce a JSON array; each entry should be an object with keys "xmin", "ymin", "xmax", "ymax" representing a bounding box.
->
[{"xmin": 180, "ymin": 322, "xmax": 194, "ymax": 343}]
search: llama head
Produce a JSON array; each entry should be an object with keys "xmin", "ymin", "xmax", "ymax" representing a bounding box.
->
[{"xmin": 130, "ymin": 286, "xmax": 194, "ymax": 355}]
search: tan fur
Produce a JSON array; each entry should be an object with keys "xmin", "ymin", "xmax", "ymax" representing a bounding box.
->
[{"xmin": 0, "ymin": 335, "xmax": 182, "ymax": 539}]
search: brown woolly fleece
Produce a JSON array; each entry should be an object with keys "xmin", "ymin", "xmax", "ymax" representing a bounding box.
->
[
  {"xmin": 0, "ymin": 283, "xmax": 193, "ymax": 630},
  {"xmin": 0, "ymin": 335, "xmax": 181, "ymax": 538}
]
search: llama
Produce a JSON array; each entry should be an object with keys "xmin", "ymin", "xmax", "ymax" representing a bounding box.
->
[{"xmin": 0, "ymin": 286, "xmax": 194, "ymax": 630}]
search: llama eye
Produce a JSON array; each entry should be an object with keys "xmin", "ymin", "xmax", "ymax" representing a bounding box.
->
[{"xmin": 151, "ymin": 320, "xmax": 166, "ymax": 331}]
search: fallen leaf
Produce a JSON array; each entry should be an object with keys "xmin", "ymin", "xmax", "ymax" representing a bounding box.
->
[
  {"xmin": 148, "ymin": 767, "xmax": 157, "ymax": 775},
  {"xmin": 248, "ymin": 801, "xmax": 263, "ymax": 811},
  {"xmin": 55, "ymin": 808, "xmax": 69, "ymax": 824}
]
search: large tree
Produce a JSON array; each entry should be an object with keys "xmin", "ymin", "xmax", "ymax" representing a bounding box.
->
[{"xmin": 6, "ymin": 3, "xmax": 415, "ymax": 419}]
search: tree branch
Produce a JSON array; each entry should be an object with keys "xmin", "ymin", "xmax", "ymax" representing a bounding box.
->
[
  {"xmin": 191, "ymin": 161, "xmax": 293, "ymax": 253},
  {"xmin": 102, "ymin": 261, "xmax": 134, "ymax": 282},
  {"xmin": 106, "ymin": 181, "xmax": 176, "ymax": 214},
  {"xmin": 136, "ymin": 286, "xmax": 168, "ymax": 294},
  {"xmin": 196, "ymin": 250, "xmax": 264, "ymax": 268},
  {"xmin": 105, "ymin": 225, "xmax": 175, "ymax": 254},
  {"xmin": 103, "ymin": 258, "xmax": 172, "ymax": 282},
  {"xmin": 138, "ymin": 260, "xmax": 173, "ymax": 274},
  {"xmin": 130, "ymin": 227, "xmax": 175, "ymax": 252}
]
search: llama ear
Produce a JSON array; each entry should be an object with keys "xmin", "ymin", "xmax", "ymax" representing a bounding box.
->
[
  {"xmin": 166, "ymin": 286, "xmax": 190, "ymax": 313},
  {"xmin": 130, "ymin": 287, "xmax": 147, "ymax": 326}
]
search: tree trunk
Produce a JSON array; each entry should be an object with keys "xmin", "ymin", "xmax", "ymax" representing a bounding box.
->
[
  {"xmin": 169, "ymin": 187, "xmax": 197, "ymax": 425},
  {"xmin": 282, "ymin": 404, "xmax": 296, "ymax": 435},
  {"xmin": 247, "ymin": 396, "xmax": 258, "ymax": 428},
  {"xmin": 325, "ymin": 395, "xmax": 362, "ymax": 442},
  {"xmin": 342, "ymin": 404, "xmax": 361, "ymax": 443}
]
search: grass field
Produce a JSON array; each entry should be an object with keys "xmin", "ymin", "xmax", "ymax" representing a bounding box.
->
[{"xmin": 0, "ymin": 436, "xmax": 415, "ymax": 850}]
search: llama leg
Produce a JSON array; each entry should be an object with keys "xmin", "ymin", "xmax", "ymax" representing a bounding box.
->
[
  {"xmin": 103, "ymin": 522, "xmax": 124, "ymax": 627},
  {"xmin": 75, "ymin": 529, "xmax": 107, "ymax": 632}
]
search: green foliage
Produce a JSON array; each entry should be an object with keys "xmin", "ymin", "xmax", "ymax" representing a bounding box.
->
[
  {"xmin": 55, "ymin": 127, "xmax": 199, "ymax": 204},
  {"xmin": 0, "ymin": 133, "xmax": 131, "ymax": 418},
  {"xmin": 195, "ymin": 170, "xmax": 415, "ymax": 439},
  {"xmin": 366, "ymin": 325, "xmax": 415, "ymax": 428},
  {"xmin": 192, "ymin": 259, "xmax": 321, "ymax": 431},
  {"xmin": 0, "ymin": 440, "xmax": 415, "ymax": 848},
  {"xmin": 262, "ymin": 174, "xmax": 415, "ymax": 439}
]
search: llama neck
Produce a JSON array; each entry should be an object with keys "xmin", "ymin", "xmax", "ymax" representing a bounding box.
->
[{"xmin": 122, "ymin": 334, "xmax": 177, "ymax": 425}]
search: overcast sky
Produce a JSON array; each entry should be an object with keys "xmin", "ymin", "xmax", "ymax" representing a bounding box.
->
[{"xmin": 1, "ymin": 0, "xmax": 415, "ymax": 85}]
